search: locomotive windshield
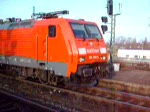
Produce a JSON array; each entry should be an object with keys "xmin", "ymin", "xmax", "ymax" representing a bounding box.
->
[{"xmin": 70, "ymin": 23, "xmax": 102, "ymax": 40}]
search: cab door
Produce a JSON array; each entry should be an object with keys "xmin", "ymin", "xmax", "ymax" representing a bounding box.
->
[
  {"xmin": 47, "ymin": 25, "xmax": 56, "ymax": 62},
  {"xmin": 37, "ymin": 26, "xmax": 48, "ymax": 66}
]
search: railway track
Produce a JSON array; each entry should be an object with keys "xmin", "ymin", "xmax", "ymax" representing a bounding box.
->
[
  {"xmin": 0, "ymin": 73, "xmax": 150, "ymax": 112},
  {"xmin": 65, "ymin": 86, "xmax": 150, "ymax": 108},
  {"xmin": 0, "ymin": 92, "xmax": 21, "ymax": 112},
  {"xmin": 98, "ymin": 79, "xmax": 150, "ymax": 96},
  {"xmin": 0, "ymin": 88, "xmax": 60, "ymax": 112}
]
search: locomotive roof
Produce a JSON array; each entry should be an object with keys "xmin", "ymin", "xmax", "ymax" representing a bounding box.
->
[
  {"xmin": 0, "ymin": 19, "xmax": 35, "ymax": 30},
  {"xmin": 66, "ymin": 18, "xmax": 96, "ymax": 25},
  {"xmin": 0, "ymin": 18, "xmax": 96, "ymax": 30}
]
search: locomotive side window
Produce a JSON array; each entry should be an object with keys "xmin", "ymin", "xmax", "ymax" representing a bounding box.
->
[{"xmin": 49, "ymin": 25, "xmax": 56, "ymax": 37}]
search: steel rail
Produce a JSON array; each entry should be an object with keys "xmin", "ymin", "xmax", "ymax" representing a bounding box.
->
[
  {"xmin": 0, "ymin": 89, "xmax": 60, "ymax": 112},
  {"xmin": 98, "ymin": 79, "xmax": 150, "ymax": 96}
]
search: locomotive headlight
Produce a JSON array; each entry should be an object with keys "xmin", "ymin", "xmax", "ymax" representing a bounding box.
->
[
  {"xmin": 101, "ymin": 56, "xmax": 106, "ymax": 60},
  {"xmin": 102, "ymin": 56, "xmax": 106, "ymax": 60},
  {"xmin": 79, "ymin": 57, "xmax": 86, "ymax": 62}
]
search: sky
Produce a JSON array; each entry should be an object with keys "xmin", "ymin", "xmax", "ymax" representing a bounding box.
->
[{"xmin": 0, "ymin": 0, "xmax": 150, "ymax": 42}]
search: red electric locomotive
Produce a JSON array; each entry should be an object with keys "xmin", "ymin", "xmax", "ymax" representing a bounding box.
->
[{"xmin": 0, "ymin": 10, "xmax": 110, "ymax": 86}]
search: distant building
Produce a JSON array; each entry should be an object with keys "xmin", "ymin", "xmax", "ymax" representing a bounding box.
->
[
  {"xmin": 116, "ymin": 49, "xmax": 150, "ymax": 63},
  {"xmin": 117, "ymin": 49, "xmax": 150, "ymax": 59}
]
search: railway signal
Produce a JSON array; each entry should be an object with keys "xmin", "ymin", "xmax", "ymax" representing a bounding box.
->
[
  {"xmin": 106, "ymin": 0, "xmax": 122, "ymax": 78},
  {"xmin": 101, "ymin": 16, "xmax": 108, "ymax": 34},
  {"xmin": 107, "ymin": 0, "xmax": 113, "ymax": 16},
  {"xmin": 101, "ymin": 16, "xmax": 108, "ymax": 23},
  {"xmin": 101, "ymin": 25, "xmax": 108, "ymax": 34}
]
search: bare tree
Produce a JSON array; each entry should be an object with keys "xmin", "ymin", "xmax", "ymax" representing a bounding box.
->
[
  {"xmin": 142, "ymin": 37, "xmax": 149, "ymax": 49},
  {"xmin": 106, "ymin": 36, "xmax": 150, "ymax": 50}
]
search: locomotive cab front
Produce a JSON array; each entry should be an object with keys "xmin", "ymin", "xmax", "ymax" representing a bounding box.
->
[{"xmin": 67, "ymin": 19, "xmax": 109, "ymax": 84}]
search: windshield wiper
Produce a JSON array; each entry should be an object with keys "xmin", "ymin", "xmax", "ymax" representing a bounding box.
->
[
  {"xmin": 83, "ymin": 37, "xmax": 86, "ymax": 41},
  {"xmin": 95, "ymin": 37, "xmax": 99, "ymax": 41}
]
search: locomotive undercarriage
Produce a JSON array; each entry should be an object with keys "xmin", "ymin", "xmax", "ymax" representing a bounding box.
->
[
  {"xmin": 0, "ymin": 64, "xmax": 62, "ymax": 86},
  {"xmin": 70, "ymin": 63, "xmax": 111, "ymax": 86},
  {"xmin": 0, "ymin": 63, "xmax": 111, "ymax": 87}
]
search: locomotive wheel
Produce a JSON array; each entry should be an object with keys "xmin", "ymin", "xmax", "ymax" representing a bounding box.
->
[
  {"xmin": 70, "ymin": 74, "xmax": 81, "ymax": 85},
  {"xmin": 38, "ymin": 70, "xmax": 49, "ymax": 85},
  {"xmin": 6, "ymin": 65, "xmax": 12, "ymax": 75},
  {"xmin": 69, "ymin": 74, "xmax": 82, "ymax": 86},
  {"xmin": 11, "ymin": 69, "xmax": 18, "ymax": 78},
  {"xmin": 49, "ymin": 73, "xmax": 58, "ymax": 86},
  {"xmin": 19, "ymin": 67, "xmax": 27, "ymax": 79}
]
